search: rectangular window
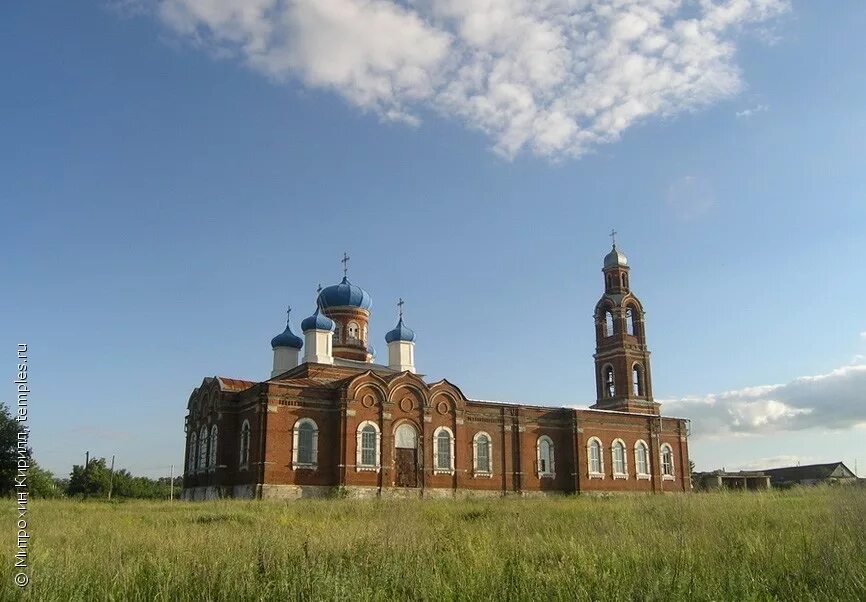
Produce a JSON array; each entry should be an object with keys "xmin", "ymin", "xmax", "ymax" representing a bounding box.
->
[
  {"xmin": 590, "ymin": 446, "xmax": 601, "ymax": 473},
  {"xmin": 476, "ymin": 441, "xmax": 490, "ymax": 473},
  {"xmin": 436, "ymin": 439, "xmax": 450, "ymax": 470},
  {"xmin": 361, "ymin": 431, "xmax": 376, "ymax": 466},
  {"xmin": 297, "ymin": 429, "xmax": 313, "ymax": 465}
]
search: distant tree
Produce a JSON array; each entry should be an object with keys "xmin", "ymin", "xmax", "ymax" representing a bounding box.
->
[
  {"xmin": 67, "ymin": 458, "xmax": 112, "ymax": 498},
  {"xmin": 29, "ymin": 461, "xmax": 61, "ymax": 498},
  {"xmin": 0, "ymin": 402, "xmax": 28, "ymax": 496}
]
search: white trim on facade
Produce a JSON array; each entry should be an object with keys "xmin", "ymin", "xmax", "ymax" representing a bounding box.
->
[
  {"xmin": 537, "ymin": 435, "xmax": 555, "ymax": 478},
  {"xmin": 356, "ymin": 421, "xmax": 381, "ymax": 472},
  {"xmin": 472, "ymin": 431, "xmax": 493, "ymax": 476},
  {"xmin": 612, "ymin": 438, "xmax": 628, "ymax": 479},
  {"xmin": 587, "ymin": 437, "xmax": 604, "ymax": 479},
  {"xmin": 433, "ymin": 426, "xmax": 455, "ymax": 475},
  {"xmin": 292, "ymin": 417, "xmax": 319, "ymax": 469},
  {"xmin": 634, "ymin": 439, "xmax": 651, "ymax": 479},
  {"xmin": 660, "ymin": 443, "xmax": 675, "ymax": 480}
]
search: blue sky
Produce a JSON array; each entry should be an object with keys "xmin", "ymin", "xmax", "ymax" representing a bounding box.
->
[{"xmin": 2, "ymin": 1, "xmax": 865, "ymax": 478}]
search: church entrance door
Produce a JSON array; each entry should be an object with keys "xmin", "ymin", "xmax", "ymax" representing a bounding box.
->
[{"xmin": 394, "ymin": 423, "xmax": 419, "ymax": 488}]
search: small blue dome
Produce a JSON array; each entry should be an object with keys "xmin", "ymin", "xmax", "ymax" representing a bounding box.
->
[
  {"xmin": 271, "ymin": 322, "xmax": 303, "ymax": 349},
  {"xmin": 317, "ymin": 277, "xmax": 373, "ymax": 311},
  {"xmin": 301, "ymin": 309, "xmax": 335, "ymax": 332},
  {"xmin": 385, "ymin": 318, "xmax": 416, "ymax": 343}
]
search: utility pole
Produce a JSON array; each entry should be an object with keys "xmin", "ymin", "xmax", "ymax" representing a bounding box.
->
[
  {"xmin": 107, "ymin": 454, "xmax": 115, "ymax": 500},
  {"xmin": 170, "ymin": 464, "xmax": 174, "ymax": 501}
]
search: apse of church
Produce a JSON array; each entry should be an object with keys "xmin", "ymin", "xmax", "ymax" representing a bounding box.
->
[{"xmin": 183, "ymin": 245, "xmax": 690, "ymax": 500}]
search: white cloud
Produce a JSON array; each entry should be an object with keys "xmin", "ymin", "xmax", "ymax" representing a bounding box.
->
[
  {"xmin": 151, "ymin": 0, "xmax": 790, "ymax": 158},
  {"xmin": 735, "ymin": 103, "xmax": 768, "ymax": 118},
  {"xmin": 860, "ymin": 331, "xmax": 866, "ymax": 341},
  {"xmin": 664, "ymin": 363, "xmax": 866, "ymax": 438}
]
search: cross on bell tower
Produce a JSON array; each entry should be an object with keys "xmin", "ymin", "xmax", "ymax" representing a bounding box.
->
[{"xmin": 591, "ymin": 239, "xmax": 659, "ymax": 416}]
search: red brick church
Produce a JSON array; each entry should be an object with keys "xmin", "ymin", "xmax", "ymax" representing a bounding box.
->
[{"xmin": 182, "ymin": 245, "xmax": 691, "ymax": 500}]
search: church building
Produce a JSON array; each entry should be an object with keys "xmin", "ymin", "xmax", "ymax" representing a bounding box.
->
[{"xmin": 182, "ymin": 245, "xmax": 691, "ymax": 500}]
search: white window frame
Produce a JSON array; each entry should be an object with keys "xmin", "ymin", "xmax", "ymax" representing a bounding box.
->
[
  {"xmin": 472, "ymin": 431, "xmax": 493, "ymax": 477},
  {"xmin": 433, "ymin": 426, "xmax": 455, "ymax": 475},
  {"xmin": 198, "ymin": 425, "xmax": 208, "ymax": 473},
  {"xmin": 239, "ymin": 419, "xmax": 251, "ymax": 471},
  {"xmin": 661, "ymin": 443, "xmax": 675, "ymax": 480},
  {"xmin": 292, "ymin": 418, "xmax": 319, "ymax": 469},
  {"xmin": 356, "ymin": 421, "xmax": 381, "ymax": 472},
  {"xmin": 587, "ymin": 437, "xmax": 604, "ymax": 479},
  {"xmin": 537, "ymin": 435, "xmax": 556, "ymax": 478},
  {"xmin": 634, "ymin": 440, "xmax": 651, "ymax": 479},
  {"xmin": 209, "ymin": 424, "xmax": 218, "ymax": 472},
  {"xmin": 612, "ymin": 438, "xmax": 628, "ymax": 479}
]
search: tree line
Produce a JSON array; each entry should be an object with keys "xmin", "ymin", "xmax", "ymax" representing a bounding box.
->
[{"xmin": 0, "ymin": 403, "xmax": 180, "ymax": 499}]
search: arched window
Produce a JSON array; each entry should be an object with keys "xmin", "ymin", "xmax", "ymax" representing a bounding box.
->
[
  {"xmin": 395, "ymin": 423, "xmax": 417, "ymax": 449},
  {"xmin": 188, "ymin": 431, "xmax": 197, "ymax": 473},
  {"xmin": 603, "ymin": 365, "xmax": 615, "ymax": 398},
  {"xmin": 635, "ymin": 440, "xmax": 650, "ymax": 477},
  {"xmin": 209, "ymin": 424, "xmax": 218, "ymax": 470},
  {"xmin": 632, "ymin": 364, "xmax": 644, "ymax": 396},
  {"xmin": 625, "ymin": 308, "xmax": 634, "ymax": 335},
  {"xmin": 239, "ymin": 420, "xmax": 251, "ymax": 470},
  {"xmin": 347, "ymin": 321, "xmax": 360, "ymax": 344},
  {"xmin": 361, "ymin": 325, "xmax": 368, "ymax": 344},
  {"xmin": 332, "ymin": 324, "xmax": 342, "ymax": 345},
  {"xmin": 356, "ymin": 421, "xmax": 380, "ymax": 471},
  {"xmin": 588, "ymin": 437, "xmax": 603, "ymax": 476},
  {"xmin": 605, "ymin": 311, "xmax": 615, "ymax": 336},
  {"xmin": 612, "ymin": 439, "xmax": 627, "ymax": 477},
  {"xmin": 661, "ymin": 444, "xmax": 675, "ymax": 479},
  {"xmin": 473, "ymin": 432, "xmax": 492, "ymax": 475},
  {"xmin": 606, "ymin": 274, "xmax": 612, "ymax": 289},
  {"xmin": 293, "ymin": 418, "xmax": 318, "ymax": 468},
  {"xmin": 620, "ymin": 273, "xmax": 626, "ymax": 287},
  {"xmin": 433, "ymin": 427, "xmax": 455, "ymax": 474},
  {"xmin": 537, "ymin": 435, "xmax": 555, "ymax": 477},
  {"xmin": 198, "ymin": 426, "xmax": 208, "ymax": 472}
]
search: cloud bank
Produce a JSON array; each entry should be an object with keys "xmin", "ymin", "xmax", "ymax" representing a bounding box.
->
[
  {"xmin": 153, "ymin": 0, "xmax": 789, "ymax": 158},
  {"xmin": 664, "ymin": 362, "xmax": 866, "ymax": 438}
]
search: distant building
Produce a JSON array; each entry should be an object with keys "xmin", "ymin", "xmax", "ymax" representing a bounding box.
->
[
  {"xmin": 760, "ymin": 462, "xmax": 858, "ymax": 487},
  {"xmin": 182, "ymin": 245, "xmax": 691, "ymax": 500},
  {"xmin": 693, "ymin": 470, "xmax": 771, "ymax": 491}
]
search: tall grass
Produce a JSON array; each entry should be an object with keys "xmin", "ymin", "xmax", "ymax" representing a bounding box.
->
[{"xmin": 3, "ymin": 487, "xmax": 865, "ymax": 600}]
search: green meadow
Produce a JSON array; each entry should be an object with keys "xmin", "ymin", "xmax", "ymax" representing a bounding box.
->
[{"xmin": 3, "ymin": 487, "xmax": 865, "ymax": 601}]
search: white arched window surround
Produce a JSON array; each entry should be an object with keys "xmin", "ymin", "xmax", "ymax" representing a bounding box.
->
[
  {"xmin": 611, "ymin": 438, "xmax": 628, "ymax": 479},
  {"xmin": 209, "ymin": 424, "xmax": 218, "ymax": 472},
  {"xmin": 433, "ymin": 426, "xmax": 455, "ymax": 475},
  {"xmin": 632, "ymin": 363, "xmax": 644, "ymax": 396},
  {"xmin": 537, "ymin": 435, "xmax": 555, "ymax": 478},
  {"xmin": 292, "ymin": 418, "xmax": 319, "ymax": 469},
  {"xmin": 473, "ymin": 431, "xmax": 492, "ymax": 477},
  {"xmin": 661, "ymin": 443, "xmax": 675, "ymax": 480},
  {"xmin": 634, "ymin": 440, "xmax": 651, "ymax": 479},
  {"xmin": 188, "ymin": 431, "xmax": 197, "ymax": 474},
  {"xmin": 239, "ymin": 419, "xmax": 251, "ymax": 471},
  {"xmin": 356, "ymin": 421, "xmax": 381, "ymax": 472},
  {"xmin": 347, "ymin": 321, "xmax": 360, "ymax": 344},
  {"xmin": 587, "ymin": 437, "xmax": 604, "ymax": 479},
  {"xmin": 198, "ymin": 425, "xmax": 209, "ymax": 473}
]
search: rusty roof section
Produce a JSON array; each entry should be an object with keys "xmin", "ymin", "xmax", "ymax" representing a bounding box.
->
[{"xmin": 216, "ymin": 377, "xmax": 257, "ymax": 392}]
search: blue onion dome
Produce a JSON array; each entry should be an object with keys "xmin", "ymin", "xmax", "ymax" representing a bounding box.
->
[
  {"xmin": 385, "ymin": 318, "xmax": 416, "ymax": 343},
  {"xmin": 271, "ymin": 321, "xmax": 303, "ymax": 349},
  {"xmin": 301, "ymin": 309, "xmax": 335, "ymax": 332},
  {"xmin": 317, "ymin": 277, "xmax": 373, "ymax": 311},
  {"xmin": 604, "ymin": 245, "xmax": 628, "ymax": 268}
]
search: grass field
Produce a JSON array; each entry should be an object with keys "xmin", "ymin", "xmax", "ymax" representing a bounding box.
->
[{"xmin": 3, "ymin": 487, "xmax": 866, "ymax": 601}]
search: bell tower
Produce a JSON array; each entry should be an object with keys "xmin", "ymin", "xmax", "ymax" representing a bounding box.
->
[{"xmin": 591, "ymin": 233, "xmax": 659, "ymax": 415}]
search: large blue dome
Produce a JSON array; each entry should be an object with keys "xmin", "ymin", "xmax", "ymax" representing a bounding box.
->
[
  {"xmin": 271, "ymin": 322, "xmax": 303, "ymax": 349},
  {"xmin": 317, "ymin": 277, "xmax": 373, "ymax": 311},
  {"xmin": 385, "ymin": 318, "xmax": 416, "ymax": 343},
  {"xmin": 301, "ymin": 309, "xmax": 335, "ymax": 332}
]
